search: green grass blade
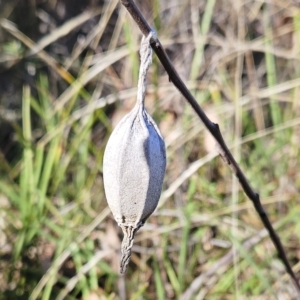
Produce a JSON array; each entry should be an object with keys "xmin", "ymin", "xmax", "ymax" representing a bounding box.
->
[{"xmin": 154, "ymin": 258, "xmax": 165, "ymax": 300}]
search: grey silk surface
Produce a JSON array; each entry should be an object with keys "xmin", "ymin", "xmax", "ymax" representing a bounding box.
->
[{"xmin": 103, "ymin": 32, "xmax": 166, "ymax": 273}]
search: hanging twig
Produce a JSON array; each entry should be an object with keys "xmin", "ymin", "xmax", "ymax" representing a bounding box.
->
[{"xmin": 120, "ymin": 0, "xmax": 300, "ymax": 292}]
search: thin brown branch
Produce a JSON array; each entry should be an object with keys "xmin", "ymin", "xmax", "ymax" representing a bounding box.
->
[{"xmin": 120, "ymin": 0, "xmax": 300, "ymax": 293}]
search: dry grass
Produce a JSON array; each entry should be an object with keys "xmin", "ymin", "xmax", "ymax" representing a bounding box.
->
[{"xmin": 0, "ymin": 0, "xmax": 300, "ymax": 299}]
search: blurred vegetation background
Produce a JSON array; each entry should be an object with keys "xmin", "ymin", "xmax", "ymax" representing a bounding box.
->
[{"xmin": 0, "ymin": 0, "xmax": 300, "ymax": 299}]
